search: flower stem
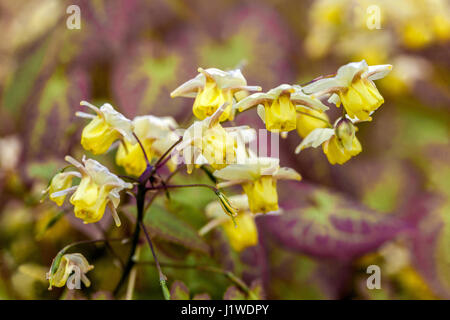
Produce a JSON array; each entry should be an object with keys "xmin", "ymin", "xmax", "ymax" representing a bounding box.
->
[
  {"xmin": 136, "ymin": 261, "xmax": 257, "ymax": 299},
  {"xmin": 153, "ymin": 137, "xmax": 182, "ymax": 170},
  {"xmin": 113, "ymin": 183, "xmax": 146, "ymax": 297},
  {"xmin": 147, "ymin": 183, "xmax": 218, "ymax": 193},
  {"xmin": 139, "ymin": 221, "xmax": 170, "ymax": 300},
  {"xmin": 132, "ymin": 132, "xmax": 150, "ymax": 167}
]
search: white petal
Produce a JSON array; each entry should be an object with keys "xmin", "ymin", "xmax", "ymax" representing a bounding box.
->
[
  {"xmin": 291, "ymin": 90, "xmax": 329, "ymax": 111},
  {"xmin": 256, "ymin": 104, "xmax": 266, "ymax": 122},
  {"xmin": 235, "ymin": 92, "xmax": 271, "ymax": 112},
  {"xmin": 170, "ymin": 77, "xmax": 204, "ymax": 98},
  {"xmin": 364, "ymin": 64, "xmax": 393, "ymax": 81},
  {"xmin": 295, "ymin": 128, "xmax": 335, "ymax": 154},
  {"xmin": 274, "ymin": 167, "xmax": 301, "ymax": 181},
  {"xmin": 50, "ymin": 186, "xmax": 78, "ymax": 198}
]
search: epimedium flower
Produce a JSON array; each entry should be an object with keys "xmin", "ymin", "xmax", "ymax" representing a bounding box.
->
[
  {"xmin": 236, "ymin": 84, "xmax": 328, "ymax": 133},
  {"xmin": 175, "ymin": 103, "xmax": 256, "ymax": 174},
  {"xmin": 171, "ymin": 67, "xmax": 261, "ymax": 122},
  {"xmin": 302, "ymin": 60, "xmax": 392, "ymax": 121},
  {"xmin": 43, "ymin": 171, "xmax": 81, "ymax": 206},
  {"xmin": 296, "ymin": 117, "xmax": 362, "ymax": 165},
  {"xmin": 47, "ymin": 156, "xmax": 133, "ymax": 227},
  {"xmin": 213, "ymin": 157, "xmax": 301, "ymax": 213},
  {"xmin": 116, "ymin": 115, "xmax": 179, "ymax": 176},
  {"xmin": 46, "ymin": 253, "xmax": 94, "ymax": 290},
  {"xmin": 199, "ymin": 194, "xmax": 258, "ymax": 252},
  {"xmin": 296, "ymin": 106, "xmax": 331, "ymax": 139},
  {"xmin": 76, "ymin": 101, "xmax": 135, "ymax": 155}
]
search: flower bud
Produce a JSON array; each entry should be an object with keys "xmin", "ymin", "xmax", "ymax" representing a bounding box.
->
[
  {"xmin": 48, "ymin": 172, "xmax": 75, "ymax": 206},
  {"xmin": 215, "ymin": 190, "xmax": 238, "ymax": 226},
  {"xmin": 335, "ymin": 118, "xmax": 356, "ymax": 151},
  {"xmin": 46, "ymin": 253, "xmax": 94, "ymax": 290}
]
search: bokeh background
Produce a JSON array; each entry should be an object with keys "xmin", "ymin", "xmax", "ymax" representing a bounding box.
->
[{"xmin": 0, "ymin": 0, "xmax": 449, "ymax": 300}]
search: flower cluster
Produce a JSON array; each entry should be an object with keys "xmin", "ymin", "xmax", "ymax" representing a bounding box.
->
[{"xmin": 43, "ymin": 61, "xmax": 391, "ymax": 291}]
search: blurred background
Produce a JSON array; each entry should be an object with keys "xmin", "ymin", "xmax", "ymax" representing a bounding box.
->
[{"xmin": 0, "ymin": 0, "xmax": 449, "ymax": 300}]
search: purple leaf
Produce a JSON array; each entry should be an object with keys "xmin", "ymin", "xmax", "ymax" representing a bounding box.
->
[{"xmin": 259, "ymin": 182, "xmax": 409, "ymax": 261}]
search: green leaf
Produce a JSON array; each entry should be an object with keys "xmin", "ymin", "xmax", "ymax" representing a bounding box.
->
[
  {"xmin": 3, "ymin": 40, "xmax": 48, "ymax": 114},
  {"xmin": 143, "ymin": 201, "xmax": 210, "ymax": 254}
]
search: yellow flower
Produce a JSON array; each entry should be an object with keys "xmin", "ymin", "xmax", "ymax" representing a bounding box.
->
[
  {"xmin": 175, "ymin": 104, "xmax": 256, "ymax": 173},
  {"xmin": 193, "ymin": 78, "xmax": 234, "ymax": 121},
  {"xmin": 76, "ymin": 101, "xmax": 135, "ymax": 155},
  {"xmin": 47, "ymin": 156, "xmax": 132, "ymax": 226},
  {"xmin": 115, "ymin": 115, "xmax": 179, "ymax": 176},
  {"xmin": 222, "ymin": 213, "xmax": 258, "ymax": 252},
  {"xmin": 46, "ymin": 253, "xmax": 94, "ymax": 290},
  {"xmin": 296, "ymin": 107, "xmax": 330, "ymax": 138},
  {"xmin": 323, "ymin": 135, "xmax": 362, "ymax": 165},
  {"xmin": 237, "ymin": 84, "xmax": 328, "ymax": 133},
  {"xmin": 200, "ymin": 195, "xmax": 258, "ymax": 252},
  {"xmin": 242, "ymin": 176, "xmax": 278, "ymax": 213},
  {"xmin": 303, "ymin": 60, "xmax": 392, "ymax": 121},
  {"xmin": 213, "ymin": 157, "xmax": 301, "ymax": 213},
  {"xmin": 296, "ymin": 117, "xmax": 362, "ymax": 165},
  {"xmin": 171, "ymin": 67, "xmax": 261, "ymax": 122},
  {"xmin": 44, "ymin": 172, "xmax": 80, "ymax": 206},
  {"xmin": 70, "ymin": 176, "xmax": 113, "ymax": 224},
  {"xmin": 116, "ymin": 139, "xmax": 153, "ymax": 177}
]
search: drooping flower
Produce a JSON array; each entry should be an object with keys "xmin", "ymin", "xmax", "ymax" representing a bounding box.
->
[
  {"xmin": 116, "ymin": 115, "xmax": 179, "ymax": 176},
  {"xmin": 236, "ymin": 84, "xmax": 328, "ymax": 133},
  {"xmin": 303, "ymin": 60, "xmax": 392, "ymax": 121},
  {"xmin": 175, "ymin": 104, "xmax": 256, "ymax": 174},
  {"xmin": 76, "ymin": 101, "xmax": 135, "ymax": 155},
  {"xmin": 171, "ymin": 68, "xmax": 261, "ymax": 122},
  {"xmin": 213, "ymin": 157, "xmax": 301, "ymax": 213},
  {"xmin": 295, "ymin": 117, "xmax": 362, "ymax": 165},
  {"xmin": 47, "ymin": 156, "xmax": 133, "ymax": 226},
  {"xmin": 199, "ymin": 195, "xmax": 258, "ymax": 252},
  {"xmin": 296, "ymin": 106, "xmax": 331, "ymax": 139},
  {"xmin": 43, "ymin": 171, "xmax": 81, "ymax": 206},
  {"xmin": 46, "ymin": 253, "xmax": 94, "ymax": 290}
]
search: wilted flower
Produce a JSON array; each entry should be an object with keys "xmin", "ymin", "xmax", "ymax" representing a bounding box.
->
[
  {"xmin": 76, "ymin": 101, "xmax": 135, "ymax": 155},
  {"xmin": 116, "ymin": 115, "xmax": 179, "ymax": 176},
  {"xmin": 296, "ymin": 117, "xmax": 361, "ymax": 165},
  {"xmin": 46, "ymin": 253, "xmax": 94, "ymax": 290},
  {"xmin": 213, "ymin": 157, "xmax": 301, "ymax": 213},
  {"xmin": 47, "ymin": 156, "xmax": 133, "ymax": 226},
  {"xmin": 200, "ymin": 194, "xmax": 258, "ymax": 252},
  {"xmin": 303, "ymin": 60, "xmax": 392, "ymax": 121},
  {"xmin": 175, "ymin": 104, "xmax": 255, "ymax": 173},
  {"xmin": 171, "ymin": 67, "xmax": 261, "ymax": 122},
  {"xmin": 236, "ymin": 84, "xmax": 328, "ymax": 133}
]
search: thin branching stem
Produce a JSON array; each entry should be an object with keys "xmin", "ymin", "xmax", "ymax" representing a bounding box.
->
[
  {"xmin": 153, "ymin": 137, "xmax": 183, "ymax": 170},
  {"xmin": 147, "ymin": 183, "xmax": 218, "ymax": 193},
  {"xmin": 139, "ymin": 221, "xmax": 166, "ymax": 282},
  {"xmin": 132, "ymin": 132, "xmax": 150, "ymax": 166},
  {"xmin": 136, "ymin": 261, "xmax": 257, "ymax": 299}
]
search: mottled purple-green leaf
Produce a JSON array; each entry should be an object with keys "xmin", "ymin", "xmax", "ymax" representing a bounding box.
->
[
  {"xmin": 259, "ymin": 182, "xmax": 408, "ymax": 260},
  {"xmin": 223, "ymin": 285, "xmax": 246, "ymax": 300},
  {"xmin": 192, "ymin": 293, "xmax": 211, "ymax": 300},
  {"xmin": 261, "ymin": 233, "xmax": 351, "ymax": 299},
  {"xmin": 170, "ymin": 280, "xmax": 190, "ymax": 300}
]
